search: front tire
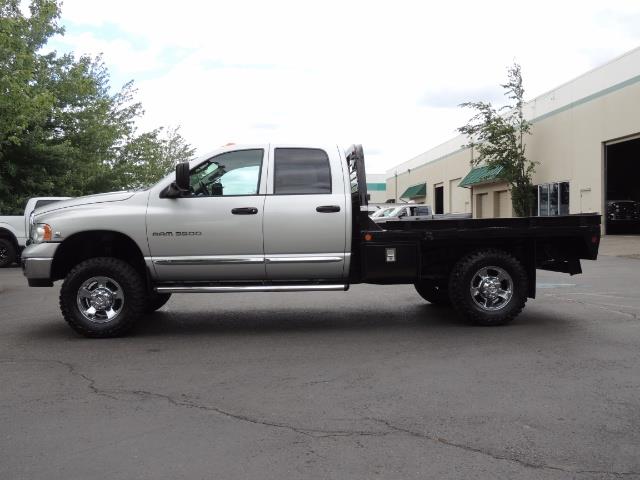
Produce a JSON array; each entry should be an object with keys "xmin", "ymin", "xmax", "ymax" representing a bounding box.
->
[
  {"xmin": 60, "ymin": 257, "xmax": 146, "ymax": 338},
  {"xmin": 0, "ymin": 238, "xmax": 17, "ymax": 268},
  {"xmin": 448, "ymin": 249, "xmax": 528, "ymax": 326}
]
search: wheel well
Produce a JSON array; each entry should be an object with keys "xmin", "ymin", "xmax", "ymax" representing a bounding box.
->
[
  {"xmin": 419, "ymin": 242, "xmax": 534, "ymax": 295},
  {"xmin": 0, "ymin": 228, "xmax": 19, "ymax": 250},
  {"xmin": 52, "ymin": 231, "xmax": 147, "ymax": 282}
]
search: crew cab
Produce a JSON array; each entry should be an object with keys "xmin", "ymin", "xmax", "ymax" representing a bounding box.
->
[
  {"xmin": 0, "ymin": 197, "xmax": 70, "ymax": 267},
  {"xmin": 21, "ymin": 144, "xmax": 600, "ymax": 337}
]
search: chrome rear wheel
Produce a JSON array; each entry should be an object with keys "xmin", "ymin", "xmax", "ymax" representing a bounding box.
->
[
  {"xmin": 469, "ymin": 266, "xmax": 513, "ymax": 311},
  {"xmin": 449, "ymin": 249, "xmax": 527, "ymax": 326}
]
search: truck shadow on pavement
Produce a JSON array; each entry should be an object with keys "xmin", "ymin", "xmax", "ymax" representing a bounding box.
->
[
  {"xmin": 23, "ymin": 304, "xmax": 567, "ymax": 340},
  {"xmin": 134, "ymin": 306, "xmax": 558, "ymax": 338}
]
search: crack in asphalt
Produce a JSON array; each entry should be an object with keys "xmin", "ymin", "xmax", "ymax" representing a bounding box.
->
[
  {"xmin": 0, "ymin": 358, "xmax": 389, "ymax": 440},
  {"xmin": 3, "ymin": 358, "xmax": 640, "ymax": 478},
  {"xmin": 544, "ymin": 293, "xmax": 640, "ymax": 321},
  {"xmin": 368, "ymin": 418, "xmax": 640, "ymax": 477}
]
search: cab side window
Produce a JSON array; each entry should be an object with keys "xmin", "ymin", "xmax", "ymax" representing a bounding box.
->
[
  {"xmin": 274, "ymin": 148, "xmax": 331, "ymax": 195},
  {"xmin": 189, "ymin": 149, "xmax": 263, "ymax": 197}
]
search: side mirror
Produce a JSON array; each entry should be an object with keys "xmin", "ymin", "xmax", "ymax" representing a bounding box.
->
[
  {"xmin": 175, "ymin": 162, "xmax": 190, "ymax": 190},
  {"xmin": 160, "ymin": 162, "xmax": 191, "ymax": 198}
]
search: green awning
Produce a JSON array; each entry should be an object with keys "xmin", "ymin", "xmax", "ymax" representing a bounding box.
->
[
  {"xmin": 459, "ymin": 165, "xmax": 504, "ymax": 188},
  {"xmin": 400, "ymin": 183, "xmax": 426, "ymax": 198}
]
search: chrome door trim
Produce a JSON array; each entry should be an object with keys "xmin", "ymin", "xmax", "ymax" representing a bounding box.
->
[
  {"xmin": 151, "ymin": 255, "xmax": 264, "ymax": 266},
  {"xmin": 265, "ymin": 254, "xmax": 344, "ymax": 264},
  {"xmin": 155, "ymin": 284, "xmax": 347, "ymax": 293}
]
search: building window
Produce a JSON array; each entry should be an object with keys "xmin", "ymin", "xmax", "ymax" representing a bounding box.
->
[{"xmin": 537, "ymin": 182, "xmax": 569, "ymax": 216}]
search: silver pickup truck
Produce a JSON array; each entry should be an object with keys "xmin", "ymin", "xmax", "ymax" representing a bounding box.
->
[{"xmin": 22, "ymin": 144, "xmax": 601, "ymax": 337}]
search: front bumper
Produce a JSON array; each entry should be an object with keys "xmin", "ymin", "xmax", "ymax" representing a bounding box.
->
[{"xmin": 21, "ymin": 243, "xmax": 59, "ymax": 287}]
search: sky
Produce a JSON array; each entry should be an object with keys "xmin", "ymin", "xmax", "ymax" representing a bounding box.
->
[{"xmin": 46, "ymin": 0, "xmax": 640, "ymax": 173}]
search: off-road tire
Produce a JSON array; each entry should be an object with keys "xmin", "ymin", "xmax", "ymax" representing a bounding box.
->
[
  {"xmin": 60, "ymin": 257, "xmax": 146, "ymax": 338},
  {"xmin": 448, "ymin": 249, "xmax": 528, "ymax": 326},
  {"xmin": 144, "ymin": 292, "xmax": 171, "ymax": 313},
  {"xmin": 414, "ymin": 280, "xmax": 451, "ymax": 306},
  {"xmin": 0, "ymin": 238, "xmax": 17, "ymax": 268}
]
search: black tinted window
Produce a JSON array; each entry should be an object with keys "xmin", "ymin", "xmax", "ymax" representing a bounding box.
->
[{"xmin": 274, "ymin": 148, "xmax": 331, "ymax": 194}]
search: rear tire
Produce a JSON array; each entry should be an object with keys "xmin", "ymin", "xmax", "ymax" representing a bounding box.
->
[
  {"xmin": 60, "ymin": 257, "xmax": 146, "ymax": 338},
  {"xmin": 448, "ymin": 249, "xmax": 528, "ymax": 326},
  {"xmin": 0, "ymin": 238, "xmax": 17, "ymax": 268},
  {"xmin": 144, "ymin": 292, "xmax": 171, "ymax": 313},
  {"xmin": 414, "ymin": 280, "xmax": 451, "ymax": 306}
]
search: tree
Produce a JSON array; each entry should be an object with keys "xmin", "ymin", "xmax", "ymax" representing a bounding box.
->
[
  {"xmin": 458, "ymin": 63, "xmax": 536, "ymax": 217},
  {"xmin": 112, "ymin": 126, "xmax": 196, "ymax": 189},
  {"xmin": 0, "ymin": 0, "xmax": 194, "ymax": 214}
]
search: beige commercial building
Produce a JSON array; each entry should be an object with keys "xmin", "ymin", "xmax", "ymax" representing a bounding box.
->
[{"xmin": 386, "ymin": 47, "xmax": 640, "ymax": 234}]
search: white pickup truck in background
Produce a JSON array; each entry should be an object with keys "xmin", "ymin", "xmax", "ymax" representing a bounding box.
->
[
  {"xmin": 372, "ymin": 204, "xmax": 472, "ymax": 223},
  {"xmin": 0, "ymin": 197, "xmax": 70, "ymax": 267}
]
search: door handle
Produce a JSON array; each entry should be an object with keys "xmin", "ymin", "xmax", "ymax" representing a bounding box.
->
[
  {"xmin": 231, "ymin": 207, "xmax": 258, "ymax": 215},
  {"xmin": 316, "ymin": 205, "xmax": 341, "ymax": 213}
]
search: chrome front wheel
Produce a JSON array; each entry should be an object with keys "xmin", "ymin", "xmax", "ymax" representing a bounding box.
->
[
  {"xmin": 61, "ymin": 257, "xmax": 145, "ymax": 337},
  {"xmin": 76, "ymin": 276, "xmax": 125, "ymax": 323}
]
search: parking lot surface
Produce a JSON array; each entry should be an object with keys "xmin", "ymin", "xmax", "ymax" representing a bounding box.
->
[{"xmin": 1, "ymin": 254, "xmax": 639, "ymax": 479}]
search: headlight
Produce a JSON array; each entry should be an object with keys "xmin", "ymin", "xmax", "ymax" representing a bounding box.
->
[
  {"xmin": 28, "ymin": 213, "xmax": 36, "ymax": 239},
  {"xmin": 31, "ymin": 223, "xmax": 53, "ymax": 243}
]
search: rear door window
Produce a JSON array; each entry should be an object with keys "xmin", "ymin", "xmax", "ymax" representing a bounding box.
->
[{"xmin": 274, "ymin": 148, "xmax": 331, "ymax": 194}]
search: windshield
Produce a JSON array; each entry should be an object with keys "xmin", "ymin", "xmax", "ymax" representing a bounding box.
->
[
  {"xmin": 371, "ymin": 207, "xmax": 394, "ymax": 218},
  {"xmin": 387, "ymin": 207, "xmax": 406, "ymax": 217}
]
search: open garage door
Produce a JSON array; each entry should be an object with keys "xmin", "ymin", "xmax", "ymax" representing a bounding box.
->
[{"xmin": 606, "ymin": 137, "xmax": 640, "ymax": 234}]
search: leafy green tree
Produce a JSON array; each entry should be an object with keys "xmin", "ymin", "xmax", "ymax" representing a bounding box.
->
[
  {"xmin": 458, "ymin": 63, "xmax": 536, "ymax": 217},
  {"xmin": 112, "ymin": 126, "xmax": 196, "ymax": 189},
  {"xmin": 0, "ymin": 0, "xmax": 194, "ymax": 214}
]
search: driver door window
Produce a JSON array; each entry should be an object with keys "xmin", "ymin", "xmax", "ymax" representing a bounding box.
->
[{"xmin": 190, "ymin": 149, "xmax": 263, "ymax": 196}]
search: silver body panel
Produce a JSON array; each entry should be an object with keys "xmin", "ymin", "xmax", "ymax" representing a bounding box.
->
[
  {"xmin": 146, "ymin": 195, "xmax": 268, "ymax": 280},
  {"xmin": 22, "ymin": 143, "xmax": 353, "ymax": 287},
  {"xmin": 262, "ymin": 145, "xmax": 348, "ymax": 280},
  {"xmin": 22, "ymin": 191, "xmax": 152, "ymax": 256}
]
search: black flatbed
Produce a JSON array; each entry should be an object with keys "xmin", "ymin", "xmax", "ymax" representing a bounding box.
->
[
  {"xmin": 345, "ymin": 145, "xmax": 601, "ymax": 292},
  {"xmin": 371, "ymin": 214, "xmax": 599, "ymax": 258}
]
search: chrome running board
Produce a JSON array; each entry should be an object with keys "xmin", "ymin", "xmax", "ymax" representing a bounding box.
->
[{"xmin": 155, "ymin": 284, "xmax": 348, "ymax": 294}]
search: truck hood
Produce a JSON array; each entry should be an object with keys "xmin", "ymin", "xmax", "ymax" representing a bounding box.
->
[{"xmin": 34, "ymin": 191, "xmax": 139, "ymax": 215}]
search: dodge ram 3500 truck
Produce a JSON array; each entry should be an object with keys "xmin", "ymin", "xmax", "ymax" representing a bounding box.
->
[{"xmin": 21, "ymin": 144, "xmax": 600, "ymax": 337}]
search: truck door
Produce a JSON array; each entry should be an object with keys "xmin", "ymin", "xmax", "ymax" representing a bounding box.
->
[
  {"xmin": 146, "ymin": 147, "xmax": 268, "ymax": 281},
  {"xmin": 262, "ymin": 145, "xmax": 349, "ymax": 280}
]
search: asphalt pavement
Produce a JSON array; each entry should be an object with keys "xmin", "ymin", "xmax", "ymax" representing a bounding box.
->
[{"xmin": 0, "ymin": 254, "xmax": 639, "ymax": 479}]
